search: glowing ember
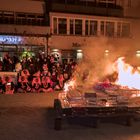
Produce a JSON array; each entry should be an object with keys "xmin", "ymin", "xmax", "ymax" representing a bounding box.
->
[
  {"xmin": 105, "ymin": 102, "xmax": 110, "ymax": 107},
  {"xmin": 64, "ymin": 79, "xmax": 76, "ymax": 92},
  {"xmin": 114, "ymin": 57, "xmax": 140, "ymax": 90}
]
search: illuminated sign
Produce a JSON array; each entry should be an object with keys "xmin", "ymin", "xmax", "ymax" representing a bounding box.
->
[
  {"xmin": 0, "ymin": 35, "xmax": 23, "ymax": 44},
  {"xmin": 0, "ymin": 35, "xmax": 46, "ymax": 45}
]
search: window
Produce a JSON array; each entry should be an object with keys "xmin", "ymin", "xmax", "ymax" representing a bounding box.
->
[
  {"xmin": 37, "ymin": 15, "xmax": 44, "ymax": 19},
  {"xmin": 0, "ymin": 11, "xmax": 3, "ymax": 17},
  {"xmin": 28, "ymin": 15, "xmax": 35, "ymax": 18},
  {"xmin": 58, "ymin": 18, "xmax": 67, "ymax": 34},
  {"xmin": 4, "ymin": 11, "xmax": 14, "ymax": 17},
  {"xmin": 122, "ymin": 23, "xmax": 130, "ymax": 37},
  {"xmin": 66, "ymin": 0, "xmax": 75, "ymax": 4},
  {"xmin": 17, "ymin": 13, "xmax": 26, "ymax": 18},
  {"xmin": 90, "ymin": 20, "xmax": 97, "ymax": 36},
  {"xmin": 117, "ymin": 22, "xmax": 121, "ymax": 37},
  {"xmin": 70, "ymin": 19, "xmax": 74, "ymax": 35},
  {"xmin": 53, "ymin": 17, "xmax": 57, "ymax": 34},
  {"xmin": 99, "ymin": 0, "xmax": 115, "ymax": 4},
  {"xmin": 85, "ymin": 20, "xmax": 89, "ymax": 35},
  {"xmin": 106, "ymin": 21, "xmax": 114, "ymax": 37},
  {"xmin": 75, "ymin": 19, "xmax": 82, "ymax": 35},
  {"xmin": 101, "ymin": 21, "xmax": 105, "ymax": 36}
]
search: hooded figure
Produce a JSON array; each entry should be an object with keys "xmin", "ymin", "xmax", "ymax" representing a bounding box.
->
[
  {"xmin": 32, "ymin": 77, "xmax": 41, "ymax": 93},
  {"xmin": 54, "ymin": 74, "xmax": 64, "ymax": 90},
  {"xmin": 18, "ymin": 76, "xmax": 31, "ymax": 93},
  {"xmin": 33, "ymin": 71, "xmax": 41, "ymax": 77},
  {"xmin": 3, "ymin": 76, "xmax": 14, "ymax": 94},
  {"xmin": 21, "ymin": 69, "xmax": 30, "ymax": 77},
  {"xmin": 41, "ymin": 76, "xmax": 53, "ymax": 92}
]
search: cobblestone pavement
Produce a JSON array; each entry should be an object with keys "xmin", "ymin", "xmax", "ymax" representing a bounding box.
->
[{"xmin": 0, "ymin": 93, "xmax": 140, "ymax": 140}]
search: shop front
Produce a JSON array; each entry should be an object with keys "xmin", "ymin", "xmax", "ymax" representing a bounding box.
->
[{"xmin": 0, "ymin": 35, "xmax": 46, "ymax": 59}]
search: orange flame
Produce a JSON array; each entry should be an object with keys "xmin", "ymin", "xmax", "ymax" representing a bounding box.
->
[
  {"xmin": 114, "ymin": 57, "xmax": 140, "ymax": 90},
  {"xmin": 105, "ymin": 102, "xmax": 110, "ymax": 107},
  {"xmin": 64, "ymin": 79, "xmax": 76, "ymax": 92}
]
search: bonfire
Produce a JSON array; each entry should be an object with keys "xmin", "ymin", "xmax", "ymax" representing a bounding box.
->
[{"xmin": 59, "ymin": 57, "xmax": 140, "ymax": 107}]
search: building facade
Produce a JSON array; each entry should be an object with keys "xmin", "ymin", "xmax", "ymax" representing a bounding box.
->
[
  {"xmin": 0, "ymin": 0, "xmax": 139, "ymax": 62},
  {"xmin": 47, "ymin": 0, "xmax": 139, "ymax": 62},
  {"xmin": 0, "ymin": 0, "xmax": 50, "ymax": 58}
]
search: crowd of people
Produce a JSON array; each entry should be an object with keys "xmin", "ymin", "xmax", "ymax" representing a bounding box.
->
[{"xmin": 0, "ymin": 53, "xmax": 77, "ymax": 94}]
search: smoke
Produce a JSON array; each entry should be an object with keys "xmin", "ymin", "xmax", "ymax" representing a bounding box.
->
[
  {"xmin": 71, "ymin": 1, "xmax": 140, "ymax": 88},
  {"xmin": 73, "ymin": 34, "xmax": 140, "ymax": 88},
  {"xmin": 125, "ymin": 1, "xmax": 140, "ymax": 66},
  {"xmin": 73, "ymin": 37, "xmax": 116, "ymax": 88}
]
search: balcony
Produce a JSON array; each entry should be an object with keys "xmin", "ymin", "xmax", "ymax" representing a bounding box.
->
[{"xmin": 50, "ymin": 3, "xmax": 123, "ymax": 17}]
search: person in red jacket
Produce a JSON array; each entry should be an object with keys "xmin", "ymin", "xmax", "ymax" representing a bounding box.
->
[
  {"xmin": 18, "ymin": 76, "xmax": 31, "ymax": 93},
  {"xmin": 41, "ymin": 75, "xmax": 53, "ymax": 92},
  {"xmin": 3, "ymin": 76, "xmax": 14, "ymax": 94},
  {"xmin": 31, "ymin": 77, "xmax": 41, "ymax": 93}
]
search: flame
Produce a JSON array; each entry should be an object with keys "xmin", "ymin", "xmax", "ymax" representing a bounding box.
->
[
  {"xmin": 64, "ymin": 79, "xmax": 76, "ymax": 92},
  {"xmin": 105, "ymin": 102, "xmax": 110, "ymax": 107},
  {"xmin": 114, "ymin": 57, "xmax": 140, "ymax": 90}
]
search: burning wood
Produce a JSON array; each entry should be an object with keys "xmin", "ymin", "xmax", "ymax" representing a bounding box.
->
[
  {"xmin": 54, "ymin": 57, "xmax": 140, "ymax": 130},
  {"xmin": 59, "ymin": 57, "xmax": 140, "ymax": 108}
]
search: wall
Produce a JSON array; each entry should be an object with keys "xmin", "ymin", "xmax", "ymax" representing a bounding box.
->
[
  {"xmin": 0, "ymin": 0, "xmax": 45, "ymax": 13},
  {"xmin": 123, "ymin": 0, "xmax": 140, "ymax": 17},
  {"xmin": 0, "ymin": 24, "xmax": 50, "ymax": 35},
  {"xmin": 50, "ymin": 35, "xmax": 133, "ymax": 50}
]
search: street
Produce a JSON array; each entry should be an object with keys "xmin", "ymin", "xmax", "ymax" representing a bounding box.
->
[{"xmin": 0, "ymin": 93, "xmax": 140, "ymax": 140}]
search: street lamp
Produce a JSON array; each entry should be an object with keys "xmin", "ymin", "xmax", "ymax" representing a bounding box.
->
[{"xmin": 45, "ymin": 33, "xmax": 52, "ymax": 57}]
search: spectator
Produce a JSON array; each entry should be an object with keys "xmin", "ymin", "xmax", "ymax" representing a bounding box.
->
[
  {"xmin": 41, "ymin": 75, "xmax": 53, "ymax": 92},
  {"xmin": 15, "ymin": 60, "xmax": 22, "ymax": 72},
  {"xmin": 0, "ymin": 77, "xmax": 3, "ymax": 93},
  {"xmin": 32, "ymin": 77, "xmax": 41, "ymax": 93},
  {"xmin": 3, "ymin": 76, "xmax": 14, "ymax": 94},
  {"xmin": 0, "ymin": 52, "xmax": 78, "ymax": 93},
  {"xmin": 17, "ymin": 76, "xmax": 31, "ymax": 93}
]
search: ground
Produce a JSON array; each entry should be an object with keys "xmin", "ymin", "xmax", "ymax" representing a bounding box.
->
[{"xmin": 0, "ymin": 92, "xmax": 140, "ymax": 140}]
